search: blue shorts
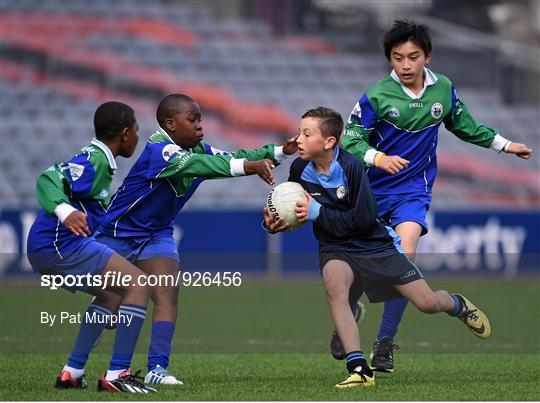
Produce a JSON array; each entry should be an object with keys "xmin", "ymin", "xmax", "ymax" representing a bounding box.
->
[
  {"xmin": 29, "ymin": 237, "xmax": 114, "ymax": 293},
  {"xmin": 94, "ymin": 233, "xmax": 180, "ymax": 264},
  {"xmin": 375, "ymin": 192, "xmax": 432, "ymax": 236}
]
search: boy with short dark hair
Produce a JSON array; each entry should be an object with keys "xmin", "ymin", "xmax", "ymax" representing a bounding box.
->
[
  {"xmin": 92, "ymin": 93, "xmax": 298, "ymax": 385},
  {"xmin": 341, "ymin": 20, "xmax": 532, "ymax": 372},
  {"xmin": 264, "ymin": 107, "xmax": 491, "ymax": 388},
  {"xmin": 27, "ymin": 102, "xmax": 156, "ymax": 394}
]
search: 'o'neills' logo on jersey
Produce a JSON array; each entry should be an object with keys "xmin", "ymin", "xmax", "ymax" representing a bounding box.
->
[
  {"xmin": 162, "ymin": 144, "xmax": 182, "ymax": 161},
  {"xmin": 336, "ymin": 185, "xmax": 348, "ymax": 200},
  {"xmin": 67, "ymin": 163, "xmax": 85, "ymax": 181},
  {"xmin": 431, "ymin": 102, "xmax": 443, "ymax": 119},
  {"xmin": 388, "ymin": 106, "xmax": 400, "ymax": 118}
]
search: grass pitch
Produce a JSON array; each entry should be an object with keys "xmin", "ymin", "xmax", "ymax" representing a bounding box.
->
[{"xmin": 1, "ymin": 278, "xmax": 539, "ymax": 400}]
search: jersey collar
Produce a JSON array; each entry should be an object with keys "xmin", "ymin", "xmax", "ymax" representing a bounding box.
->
[
  {"xmin": 91, "ymin": 138, "xmax": 117, "ymax": 171},
  {"xmin": 309, "ymin": 147, "xmax": 340, "ymax": 176},
  {"xmin": 390, "ymin": 67, "xmax": 438, "ymax": 99},
  {"xmin": 156, "ymin": 126, "xmax": 176, "ymax": 144}
]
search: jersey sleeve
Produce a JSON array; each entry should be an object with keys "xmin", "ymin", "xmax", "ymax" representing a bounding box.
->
[
  {"xmin": 64, "ymin": 154, "xmax": 97, "ymax": 199},
  {"xmin": 35, "ymin": 166, "xmax": 72, "ymax": 215},
  {"xmin": 313, "ymin": 161, "xmax": 378, "ymax": 237},
  {"xmin": 35, "ymin": 151, "xmax": 97, "ymax": 215},
  {"xmin": 341, "ymin": 94, "xmax": 380, "ymax": 167},
  {"xmin": 148, "ymin": 142, "xmax": 242, "ymax": 180},
  {"xmin": 204, "ymin": 143, "xmax": 286, "ymax": 164},
  {"xmin": 443, "ymin": 85, "xmax": 499, "ymax": 148}
]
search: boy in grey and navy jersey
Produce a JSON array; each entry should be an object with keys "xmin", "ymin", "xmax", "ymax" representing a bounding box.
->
[
  {"xmin": 341, "ymin": 20, "xmax": 532, "ymax": 372},
  {"xmin": 263, "ymin": 107, "xmax": 491, "ymax": 389}
]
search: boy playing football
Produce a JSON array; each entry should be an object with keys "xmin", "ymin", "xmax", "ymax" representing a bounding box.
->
[
  {"xmin": 93, "ymin": 94, "xmax": 297, "ymax": 385},
  {"xmin": 27, "ymin": 102, "xmax": 155, "ymax": 393},
  {"xmin": 340, "ymin": 20, "xmax": 532, "ymax": 372},
  {"xmin": 263, "ymin": 107, "xmax": 491, "ymax": 388}
]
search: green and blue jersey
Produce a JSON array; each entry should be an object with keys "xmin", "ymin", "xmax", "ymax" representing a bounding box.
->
[
  {"xmin": 98, "ymin": 128, "xmax": 286, "ymax": 238},
  {"xmin": 342, "ymin": 68, "xmax": 508, "ymax": 195},
  {"xmin": 27, "ymin": 139, "xmax": 117, "ymax": 257}
]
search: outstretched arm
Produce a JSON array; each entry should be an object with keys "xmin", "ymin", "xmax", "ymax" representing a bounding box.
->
[
  {"xmin": 154, "ymin": 145, "xmax": 276, "ymax": 185},
  {"xmin": 444, "ymin": 87, "xmax": 533, "ymax": 159}
]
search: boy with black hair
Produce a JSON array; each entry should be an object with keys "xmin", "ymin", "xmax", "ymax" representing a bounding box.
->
[
  {"xmin": 340, "ymin": 20, "xmax": 532, "ymax": 372},
  {"xmin": 264, "ymin": 107, "xmax": 491, "ymax": 388},
  {"xmin": 27, "ymin": 102, "xmax": 156, "ymax": 393},
  {"xmin": 93, "ymin": 94, "xmax": 298, "ymax": 385}
]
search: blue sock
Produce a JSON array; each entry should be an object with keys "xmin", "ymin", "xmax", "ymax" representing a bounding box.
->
[
  {"xmin": 446, "ymin": 294, "xmax": 463, "ymax": 317},
  {"xmin": 109, "ymin": 304, "xmax": 146, "ymax": 371},
  {"xmin": 67, "ymin": 304, "xmax": 110, "ymax": 369},
  {"xmin": 148, "ymin": 321, "xmax": 176, "ymax": 371},
  {"xmin": 377, "ymin": 297, "xmax": 408, "ymax": 341},
  {"xmin": 345, "ymin": 351, "xmax": 370, "ymax": 374}
]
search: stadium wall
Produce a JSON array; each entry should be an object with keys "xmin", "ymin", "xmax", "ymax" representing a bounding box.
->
[{"xmin": 1, "ymin": 209, "xmax": 538, "ymax": 279}]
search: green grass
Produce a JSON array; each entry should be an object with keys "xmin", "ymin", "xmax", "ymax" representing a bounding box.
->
[{"xmin": 1, "ymin": 278, "xmax": 539, "ymax": 400}]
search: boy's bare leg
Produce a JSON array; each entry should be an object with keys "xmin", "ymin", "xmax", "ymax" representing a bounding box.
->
[
  {"xmin": 322, "ymin": 259, "xmax": 360, "ymax": 353},
  {"xmin": 393, "ymin": 279, "xmax": 454, "ymax": 314},
  {"xmin": 394, "ymin": 279, "xmax": 491, "ymax": 338}
]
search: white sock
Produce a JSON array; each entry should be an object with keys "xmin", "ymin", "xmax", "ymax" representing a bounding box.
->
[
  {"xmin": 63, "ymin": 365, "xmax": 84, "ymax": 379},
  {"xmin": 105, "ymin": 369, "xmax": 127, "ymax": 381}
]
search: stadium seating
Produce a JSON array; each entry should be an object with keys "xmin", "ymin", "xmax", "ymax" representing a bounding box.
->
[{"xmin": 1, "ymin": 0, "xmax": 538, "ymax": 209}]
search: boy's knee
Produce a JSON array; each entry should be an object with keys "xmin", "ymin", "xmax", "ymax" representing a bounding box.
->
[
  {"xmin": 324, "ymin": 282, "xmax": 349, "ymax": 302},
  {"xmin": 151, "ymin": 284, "xmax": 179, "ymax": 305}
]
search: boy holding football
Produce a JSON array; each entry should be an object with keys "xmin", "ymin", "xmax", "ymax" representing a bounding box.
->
[
  {"xmin": 263, "ymin": 107, "xmax": 491, "ymax": 388},
  {"xmin": 340, "ymin": 20, "xmax": 532, "ymax": 372}
]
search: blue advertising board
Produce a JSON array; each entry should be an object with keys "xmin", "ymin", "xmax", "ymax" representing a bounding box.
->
[{"xmin": 1, "ymin": 209, "xmax": 538, "ymax": 278}]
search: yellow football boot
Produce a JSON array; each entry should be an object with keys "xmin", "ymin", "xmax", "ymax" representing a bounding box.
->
[
  {"xmin": 454, "ymin": 294, "xmax": 491, "ymax": 339},
  {"xmin": 335, "ymin": 368, "xmax": 375, "ymax": 389}
]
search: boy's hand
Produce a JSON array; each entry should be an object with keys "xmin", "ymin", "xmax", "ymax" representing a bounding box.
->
[
  {"xmin": 63, "ymin": 211, "xmax": 91, "ymax": 237},
  {"xmin": 262, "ymin": 207, "xmax": 291, "ymax": 232},
  {"xmin": 282, "ymin": 135, "xmax": 299, "ymax": 155},
  {"xmin": 244, "ymin": 159, "xmax": 275, "ymax": 185},
  {"xmin": 506, "ymin": 142, "xmax": 532, "ymax": 159},
  {"xmin": 377, "ymin": 154, "xmax": 409, "ymax": 174},
  {"xmin": 295, "ymin": 191, "xmax": 313, "ymax": 223}
]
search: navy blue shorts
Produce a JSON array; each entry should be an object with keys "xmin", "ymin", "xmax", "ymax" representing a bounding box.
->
[
  {"xmin": 29, "ymin": 237, "xmax": 114, "ymax": 293},
  {"xmin": 94, "ymin": 233, "xmax": 180, "ymax": 264},
  {"xmin": 375, "ymin": 191, "xmax": 432, "ymax": 235},
  {"xmin": 319, "ymin": 250, "xmax": 423, "ymax": 303}
]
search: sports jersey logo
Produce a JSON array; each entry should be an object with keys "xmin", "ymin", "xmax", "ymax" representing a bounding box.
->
[
  {"xmin": 336, "ymin": 185, "xmax": 348, "ymax": 200},
  {"xmin": 67, "ymin": 163, "xmax": 85, "ymax": 181},
  {"xmin": 389, "ymin": 106, "xmax": 400, "ymax": 118},
  {"xmin": 348, "ymin": 102, "xmax": 362, "ymax": 123},
  {"xmin": 162, "ymin": 144, "xmax": 182, "ymax": 161},
  {"xmin": 99, "ymin": 188, "xmax": 109, "ymax": 198},
  {"xmin": 431, "ymin": 102, "xmax": 443, "ymax": 119}
]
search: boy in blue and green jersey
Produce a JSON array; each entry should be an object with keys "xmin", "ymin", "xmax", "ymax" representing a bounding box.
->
[
  {"xmin": 27, "ymin": 102, "xmax": 156, "ymax": 394},
  {"xmin": 337, "ymin": 20, "xmax": 532, "ymax": 372},
  {"xmin": 94, "ymin": 94, "xmax": 297, "ymax": 385}
]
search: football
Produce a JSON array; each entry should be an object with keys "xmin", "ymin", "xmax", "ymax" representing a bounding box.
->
[{"xmin": 266, "ymin": 182, "xmax": 308, "ymax": 229}]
